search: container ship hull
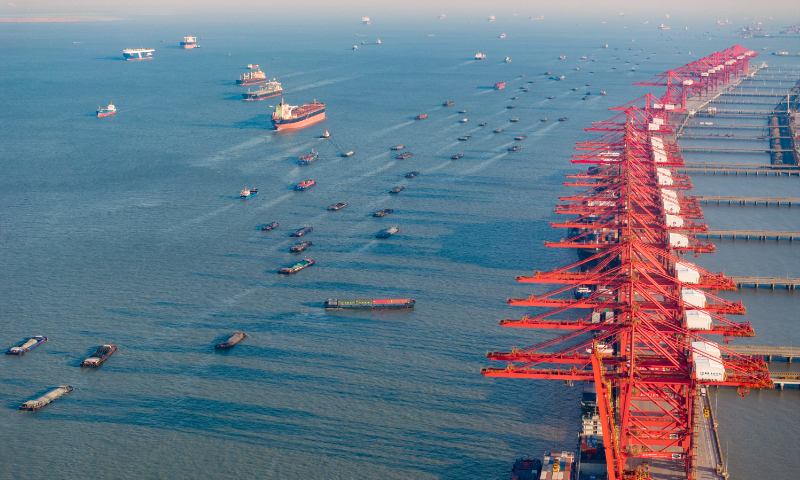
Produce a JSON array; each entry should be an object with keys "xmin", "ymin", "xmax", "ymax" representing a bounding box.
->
[
  {"xmin": 324, "ymin": 298, "xmax": 415, "ymax": 309},
  {"xmin": 273, "ymin": 110, "xmax": 325, "ymax": 131},
  {"xmin": 123, "ymin": 49, "xmax": 154, "ymax": 61}
]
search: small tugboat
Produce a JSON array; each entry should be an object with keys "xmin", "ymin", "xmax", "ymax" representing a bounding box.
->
[
  {"xmin": 328, "ymin": 202, "xmax": 348, "ymax": 211},
  {"xmin": 247, "ymin": 64, "xmax": 259, "ymax": 69},
  {"xmin": 298, "ymin": 149, "xmax": 319, "ymax": 165},
  {"xmin": 541, "ymin": 118, "xmax": 548, "ymax": 122},
  {"xmin": 458, "ymin": 110, "xmax": 468, "ymax": 114},
  {"xmin": 493, "ymin": 128, "xmax": 503, "ymax": 133},
  {"xmin": 494, "ymin": 82, "xmax": 506, "ymax": 90},
  {"xmin": 573, "ymin": 87, "xmax": 579, "ymax": 91},
  {"xmin": 342, "ymin": 151, "xmax": 355, "ymax": 157},
  {"xmin": 507, "ymin": 105, "xmax": 516, "ymax": 109},
  {"xmin": 581, "ymin": 56, "xmax": 587, "ymax": 60},
  {"xmin": 81, "ymin": 345, "xmax": 117, "ymax": 368},
  {"xmin": 237, "ymin": 69, "xmax": 267, "ymax": 86},
  {"xmin": 443, "ymin": 100, "xmax": 455, "ymax": 107},
  {"xmin": 548, "ymin": 96, "xmax": 555, "ymax": 99},
  {"xmin": 415, "ymin": 114, "xmax": 428, "ymax": 120},
  {"xmin": 391, "ymin": 145, "xmax": 405, "ymax": 150},
  {"xmin": 510, "ymin": 117, "xmax": 520, "ymax": 122},
  {"xmin": 96, "ymin": 102, "xmax": 116, "ymax": 118},
  {"xmin": 290, "ymin": 241, "xmax": 312, "ymax": 253},
  {"xmin": 324, "ymin": 298, "xmax": 415, "ymax": 309},
  {"xmin": 458, "ymin": 135, "xmax": 470, "ymax": 141},
  {"xmin": 559, "ymin": 55, "xmax": 566, "ymax": 60},
  {"xmin": 321, "ymin": 128, "xmax": 331, "ymax": 138},
  {"xmin": 508, "ymin": 145, "xmax": 522, "ymax": 151},
  {"xmin": 405, "ymin": 171, "xmax": 420, "ymax": 178},
  {"xmin": 512, "ymin": 96, "xmax": 519, "ymax": 100},
  {"xmin": 20, "ymin": 385, "xmax": 73, "ymax": 411},
  {"xmin": 240, "ymin": 188, "xmax": 258, "ymax": 199},
  {"xmin": 6, "ymin": 336, "xmax": 48, "ymax": 355},
  {"xmin": 515, "ymin": 135, "xmax": 528, "ymax": 140},
  {"xmin": 278, "ymin": 258, "xmax": 315, "ymax": 274},
  {"xmin": 474, "ymin": 53, "xmax": 486, "ymax": 60},
  {"xmin": 396, "ymin": 152, "xmax": 413, "ymax": 159},
  {"xmin": 376, "ymin": 226, "xmax": 400, "ymax": 238},
  {"xmin": 215, "ymin": 332, "xmax": 246, "ymax": 349},
  {"xmin": 459, "ymin": 118, "xmax": 468, "ymax": 123},
  {"xmin": 523, "ymin": 88, "xmax": 530, "ymax": 92},
  {"xmin": 479, "ymin": 122, "xmax": 487, "ymax": 126},
  {"xmin": 600, "ymin": 90, "xmax": 607, "ymax": 95},
  {"xmin": 290, "ymin": 225, "xmax": 313, "ymax": 237},
  {"xmin": 389, "ymin": 186, "xmax": 404, "ymax": 194},
  {"xmin": 373, "ymin": 209, "xmax": 393, "ymax": 217},
  {"xmin": 505, "ymin": 56, "xmax": 512, "ymax": 62},
  {"xmin": 451, "ymin": 153, "xmax": 464, "ymax": 160},
  {"xmin": 262, "ymin": 222, "xmax": 279, "ymax": 231},
  {"xmin": 559, "ymin": 117, "xmax": 568, "ymax": 121},
  {"xmin": 499, "ymin": 33, "xmax": 506, "ymax": 39},
  {"xmin": 294, "ymin": 180, "xmax": 316, "ymax": 190}
]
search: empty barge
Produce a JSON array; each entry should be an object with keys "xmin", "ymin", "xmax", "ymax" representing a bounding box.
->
[
  {"xmin": 20, "ymin": 385, "xmax": 73, "ymax": 411},
  {"xmin": 324, "ymin": 298, "xmax": 415, "ymax": 309}
]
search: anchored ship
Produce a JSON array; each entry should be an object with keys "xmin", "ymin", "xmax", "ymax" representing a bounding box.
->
[
  {"xmin": 272, "ymin": 99, "xmax": 326, "ymax": 131},
  {"xmin": 240, "ymin": 188, "xmax": 258, "ymax": 199},
  {"xmin": 262, "ymin": 222, "xmax": 279, "ymax": 231},
  {"xmin": 373, "ymin": 208, "xmax": 393, "ymax": 217},
  {"xmin": 294, "ymin": 180, "xmax": 316, "ymax": 190},
  {"xmin": 215, "ymin": 332, "xmax": 246, "ymax": 349},
  {"xmin": 180, "ymin": 36, "xmax": 197, "ymax": 49},
  {"xmin": 290, "ymin": 226, "xmax": 313, "ymax": 237},
  {"xmin": 298, "ymin": 149, "xmax": 319, "ymax": 165},
  {"xmin": 324, "ymin": 298, "xmax": 415, "ymax": 309},
  {"xmin": 237, "ymin": 69, "xmax": 267, "ymax": 86},
  {"xmin": 6, "ymin": 336, "xmax": 48, "ymax": 355},
  {"xmin": 123, "ymin": 48, "xmax": 154, "ymax": 60},
  {"xmin": 494, "ymin": 82, "xmax": 506, "ymax": 90},
  {"xmin": 290, "ymin": 241, "xmax": 312, "ymax": 253},
  {"xmin": 376, "ymin": 226, "xmax": 399, "ymax": 238},
  {"xmin": 415, "ymin": 114, "xmax": 427, "ymax": 120},
  {"xmin": 475, "ymin": 53, "xmax": 486, "ymax": 60},
  {"xmin": 81, "ymin": 345, "xmax": 117, "ymax": 368},
  {"xmin": 96, "ymin": 102, "xmax": 116, "ymax": 118},
  {"xmin": 241, "ymin": 79, "xmax": 282, "ymax": 100}
]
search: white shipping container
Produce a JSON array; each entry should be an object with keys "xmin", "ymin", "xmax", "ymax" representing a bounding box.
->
[
  {"xmin": 657, "ymin": 167, "xmax": 672, "ymax": 176},
  {"xmin": 661, "ymin": 188, "xmax": 678, "ymax": 199},
  {"xmin": 676, "ymin": 263, "xmax": 700, "ymax": 283},
  {"xmin": 685, "ymin": 310, "xmax": 712, "ymax": 330},
  {"xmin": 658, "ymin": 174, "xmax": 674, "ymax": 186},
  {"xmin": 663, "ymin": 199, "xmax": 680, "ymax": 214}
]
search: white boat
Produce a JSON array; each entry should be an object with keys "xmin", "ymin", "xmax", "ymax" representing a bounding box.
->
[
  {"xmin": 475, "ymin": 53, "xmax": 486, "ymax": 60},
  {"xmin": 499, "ymin": 33, "xmax": 506, "ymax": 38},
  {"xmin": 505, "ymin": 56, "xmax": 511, "ymax": 62},
  {"xmin": 247, "ymin": 64, "xmax": 259, "ymax": 69}
]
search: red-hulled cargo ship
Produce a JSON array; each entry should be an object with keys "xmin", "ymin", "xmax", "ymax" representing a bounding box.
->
[
  {"xmin": 272, "ymin": 99, "xmax": 325, "ymax": 131},
  {"xmin": 180, "ymin": 36, "xmax": 197, "ymax": 49}
]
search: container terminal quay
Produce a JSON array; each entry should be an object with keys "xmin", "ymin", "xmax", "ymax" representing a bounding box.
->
[{"xmin": 488, "ymin": 45, "xmax": 800, "ymax": 480}]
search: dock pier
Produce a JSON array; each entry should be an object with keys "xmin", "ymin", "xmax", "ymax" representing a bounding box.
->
[
  {"xmin": 698, "ymin": 229, "xmax": 800, "ymax": 241},
  {"xmin": 694, "ymin": 195, "xmax": 800, "ymax": 206},
  {"xmin": 727, "ymin": 276, "xmax": 800, "ymax": 289}
]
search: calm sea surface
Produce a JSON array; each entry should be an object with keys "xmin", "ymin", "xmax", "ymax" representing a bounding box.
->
[{"xmin": 1, "ymin": 15, "xmax": 798, "ymax": 479}]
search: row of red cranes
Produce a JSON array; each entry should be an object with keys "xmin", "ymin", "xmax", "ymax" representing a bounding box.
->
[{"xmin": 482, "ymin": 45, "xmax": 772, "ymax": 480}]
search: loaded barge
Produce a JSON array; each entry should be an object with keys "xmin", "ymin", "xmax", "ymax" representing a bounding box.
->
[
  {"xmin": 324, "ymin": 298, "xmax": 415, "ymax": 309},
  {"xmin": 6, "ymin": 336, "xmax": 47, "ymax": 355},
  {"xmin": 81, "ymin": 345, "xmax": 117, "ymax": 368},
  {"xmin": 20, "ymin": 385, "xmax": 73, "ymax": 411},
  {"xmin": 215, "ymin": 332, "xmax": 246, "ymax": 349},
  {"xmin": 279, "ymin": 258, "xmax": 315, "ymax": 274}
]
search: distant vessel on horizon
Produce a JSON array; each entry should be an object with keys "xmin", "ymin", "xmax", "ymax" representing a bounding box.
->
[
  {"xmin": 659, "ymin": 23, "xmax": 670, "ymax": 30},
  {"xmin": 475, "ymin": 52, "xmax": 486, "ymax": 60},
  {"xmin": 180, "ymin": 36, "xmax": 197, "ymax": 49},
  {"xmin": 96, "ymin": 102, "xmax": 116, "ymax": 118},
  {"xmin": 488, "ymin": 15, "xmax": 495, "ymax": 21},
  {"xmin": 499, "ymin": 33, "xmax": 506, "ymax": 38},
  {"xmin": 122, "ymin": 47, "xmax": 154, "ymax": 61},
  {"xmin": 362, "ymin": 16, "xmax": 370, "ymax": 25},
  {"xmin": 439, "ymin": 14, "xmax": 446, "ymax": 20}
]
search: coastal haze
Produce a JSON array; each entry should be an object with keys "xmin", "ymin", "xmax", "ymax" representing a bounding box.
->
[{"xmin": 1, "ymin": 7, "xmax": 799, "ymax": 480}]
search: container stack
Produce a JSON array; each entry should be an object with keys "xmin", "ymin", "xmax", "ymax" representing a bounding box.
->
[
  {"xmin": 510, "ymin": 457, "xmax": 542, "ymax": 480},
  {"xmin": 582, "ymin": 414, "xmax": 602, "ymax": 436},
  {"xmin": 541, "ymin": 452, "xmax": 574, "ymax": 480}
]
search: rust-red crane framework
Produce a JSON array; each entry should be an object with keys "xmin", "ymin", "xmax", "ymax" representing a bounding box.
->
[{"xmin": 481, "ymin": 47, "xmax": 771, "ymax": 480}]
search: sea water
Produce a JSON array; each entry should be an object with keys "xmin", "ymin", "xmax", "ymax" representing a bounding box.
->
[{"xmin": 1, "ymin": 15, "xmax": 798, "ymax": 479}]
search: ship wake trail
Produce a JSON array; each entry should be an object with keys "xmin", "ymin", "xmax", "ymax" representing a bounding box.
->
[
  {"xmin": 533, "ymin": 123, "xmax": 559, "ymax": 136},
  {"xmin": 338, "ymin": 159, "xmax": 396, "ymax": 187},
  {"xmin": 256, "ymin": 193, "xmax": 293, "ymax": 212},
  {"xmin": 195, "ymin": 136, "xmax": 270, "ymax": 166},
  {"xmin": 459, "ymin": 152, "xmax": 508, "ymax": 175},
  {"xmin": 371, "ymin": 120, "xmax": 414, "ymax": 138},
  {"xmin": 285, "ymin": 75, "xmax": 357, "ymax": 94}
]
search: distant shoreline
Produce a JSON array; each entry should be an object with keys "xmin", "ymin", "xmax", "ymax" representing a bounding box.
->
[{"xmin": 0, "ymin": 18, "xmax": 92, "ymax": 23}]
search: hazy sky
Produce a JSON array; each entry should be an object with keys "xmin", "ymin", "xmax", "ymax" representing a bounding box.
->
[{"xmin": 1, "ymin": 0, "xmax": 797, "ymax": 21}]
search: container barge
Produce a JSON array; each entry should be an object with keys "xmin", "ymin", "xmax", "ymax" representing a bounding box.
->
[
  {"xmin": 6, "ymin": 336, "xmax": 47, "ymax": 355},
  {"xmin": 290, "ymin": 226, "xmax": 313, "ymax": 237},
  {"xmin": 377, "ymin": 226, "xmax": 400, "ymax": 238},
  {"xmin": 396, "ymin": 152, "xmax": 412, "ymax": 159},
  {"xmin": 19, "ymin": 385, "xmax": 73, "ymax": 411},
  {"xmin": 278, "ymin": 258, "xmax": 315, "ymax": 274},
  {"xmin": 80, "ymin": 345, "xmax": 117, "ymax": 368},
  {"xmin": 290, "ymin": 241, "xmax": 312, "ymax": 253},
  {"xmin": 373, "ymin": 208, "xmax": 393, "ymax": 217},
  {"xmin": 215, "ymin": 332, "xmax": 246, "ymax": 349},
  {"xmin": 324, "ymin": 298, "xmax": 415, "ymax": 309}
]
